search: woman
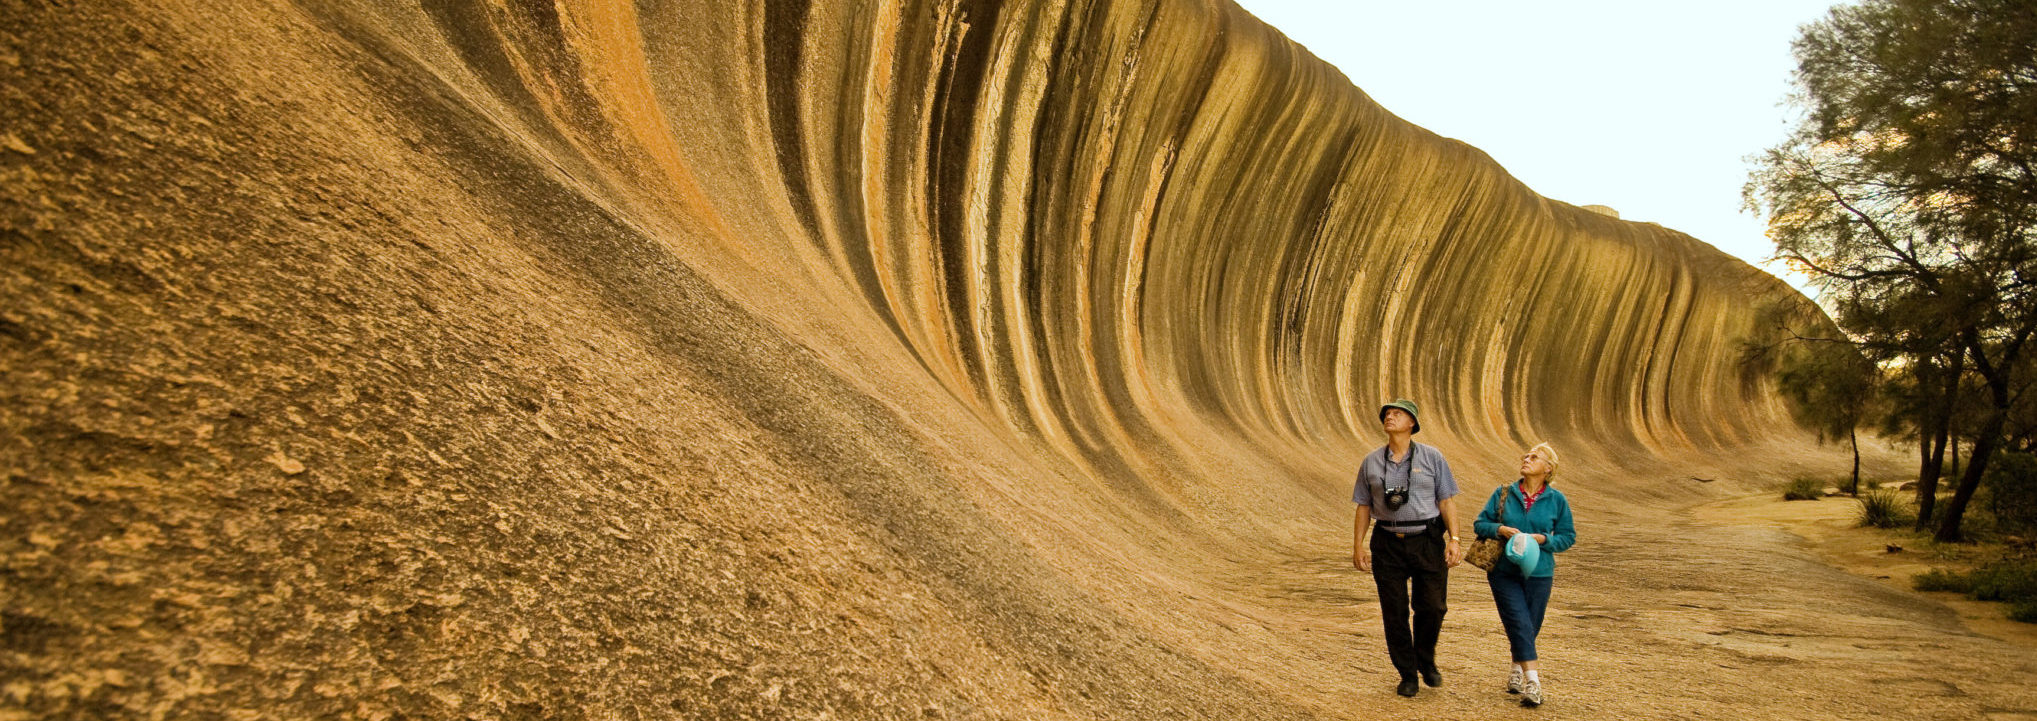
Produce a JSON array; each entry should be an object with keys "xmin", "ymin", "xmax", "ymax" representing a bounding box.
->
[{"xmin": 1472, "ymin": 442, "xmax": 1576, "ymax": 708}]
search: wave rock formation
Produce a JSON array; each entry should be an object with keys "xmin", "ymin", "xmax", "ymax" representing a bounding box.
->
[{"xmin": 3, "ymin": 1, "xmax": 1822, "ymax": 719}]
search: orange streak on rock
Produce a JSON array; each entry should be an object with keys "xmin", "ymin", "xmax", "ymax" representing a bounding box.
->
[{"xmin": 555, "ymin": 0, "xmax": 740, "ymax": 251}]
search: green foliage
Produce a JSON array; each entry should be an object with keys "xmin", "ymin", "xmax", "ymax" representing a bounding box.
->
[
  {"xmin": 2011, "ymin": 599, "xmax": 2037, "ymax": 623},
  {"xmin": 1906, "ymin": 562, "xmax": 2037, "ymax": 623},
  {"xmin": 1913, "ymin": 568, "xmax": 1971, "ymax": 593},
  {"xmin": 1956, "ymin": 502, "xmax": 2000, "ymax": 541},
  {"xmin": 1747, "ymin": 0, "xmax": 2037, "ymax": 346},
  {"xmin": 1857, "ymin": 488, "xmax": 1913, "ymax": 528},
  {"xmin": 1967, "ymin": 559, "xmax": 2037, "ymax": 602},
  {"xmin": 1775, "ymin": 343, "xmax": 1878, "ymax": 445},
  {"xmin": 1783, "ymin": 477, "xmax": 1826, "ymax": 501},
  {"xmin": 1747, "ymin": 0, "xmax": 2037, "ymax": 542},
  {"xmin": 1982, "ymin": 452, "xmax": 2037, "ymax": 534},
  {"xmin": 1910, "ymin": 559, "xmax": 2037, "ymax": 623},
  {"xmin": 1765, "ymin": 341, "xmax": 1876, "ymax": 495}
]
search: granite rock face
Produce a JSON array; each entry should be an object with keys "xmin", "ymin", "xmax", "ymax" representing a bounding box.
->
[
  {"xmin": 2, "ymin": 1, "xmax": 1835, "ymax": 719},
  {"xmin": 749, "ymin": 0, "xmax": 1796, "ymax": 467}
]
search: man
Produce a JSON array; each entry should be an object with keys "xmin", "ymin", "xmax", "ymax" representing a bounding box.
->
[{"xmin": 1352, "ymin": 398, "xmax": 1462, "ymax": 697}]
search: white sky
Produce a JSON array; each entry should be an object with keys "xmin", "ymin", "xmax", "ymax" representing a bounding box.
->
[{"xmin": 1230, "ymin": 0, "xmax": 1840, "ymax": 296}]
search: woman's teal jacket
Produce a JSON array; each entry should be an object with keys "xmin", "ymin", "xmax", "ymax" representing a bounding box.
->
[{"xmin": 1471, "ymin": 482, "xmax": 1576, "ymax": 578}]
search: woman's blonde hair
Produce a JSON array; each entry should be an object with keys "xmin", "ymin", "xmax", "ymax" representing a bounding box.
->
[{"xmin": 1528, "ymin": 442, "xmax": 1561, "ymax": 481}]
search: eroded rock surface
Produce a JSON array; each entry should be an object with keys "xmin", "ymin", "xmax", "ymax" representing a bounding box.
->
[{"xmin": 5, "ymin": 1, "xmax": 2028, "ymax": 720}]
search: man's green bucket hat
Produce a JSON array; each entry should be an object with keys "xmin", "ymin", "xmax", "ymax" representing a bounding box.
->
[{"xmin": 1379, "ymin": 399, "xmax": 1421, "ymax": 434}]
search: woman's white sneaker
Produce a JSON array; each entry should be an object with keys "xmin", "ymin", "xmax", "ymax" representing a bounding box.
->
[
  {"xmin": 1506, "ymin": 668, "xmax": 1524, "ymax": 694},
  {"xmin": 1520, "ymin": 678, "xmax": 1543, "ymax": 707}
]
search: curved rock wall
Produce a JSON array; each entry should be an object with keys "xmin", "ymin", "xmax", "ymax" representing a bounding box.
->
[
  {"xmin": 360, "ymin": 0, "xmax": 1801, "ymax": 471},
  {"xmin": 746, "ymin": 0, "xmax": 1799, "ymax": 470},
  {"xmin": 1, "ymin": 0, "xmax": 1817, "ymax": 718}
]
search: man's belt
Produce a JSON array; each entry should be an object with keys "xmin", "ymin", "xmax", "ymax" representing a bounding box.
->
[{"xmin": 1375, "ymin": 516, "xmax": 1439, "ymax": 538}]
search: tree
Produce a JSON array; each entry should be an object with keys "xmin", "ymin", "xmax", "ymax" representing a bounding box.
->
[
  {"xmin": 1739, "ymin": 301, "xmax": 1884, "ymax": 493},
  {"xmin": 1777, "ymin": 339, "xmax": 1880, "ymax": 493},
  {"xmin": 1875, "ymin": 347, "xmax": 1963, "ymax": 528},
  {"xmin": 1746, "ymin": 0, "xmax": 2037, "ymax": 541}
]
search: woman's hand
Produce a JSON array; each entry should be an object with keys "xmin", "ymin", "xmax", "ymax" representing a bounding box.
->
[{"xmin": 1497, "ymin": 526, "xmax": 1519, "ymax": 539}]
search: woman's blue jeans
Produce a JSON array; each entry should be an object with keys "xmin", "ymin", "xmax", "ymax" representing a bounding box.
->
[{"xmin": 1487, "ymin": 571, "xmax": 1553, "ymax": 662}]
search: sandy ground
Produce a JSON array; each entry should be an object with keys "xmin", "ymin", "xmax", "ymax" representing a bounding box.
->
[
  {"xmin": 1693, "ymin": 490, "xmax": 2037, "ymax": 651},
  {"xmin": 1205, "ymin": 473, "xmax": 2037, "ymax": 721},
  {"xmin": 8, "ymin": 2, "xmax": 2037, "ymax": 719}
]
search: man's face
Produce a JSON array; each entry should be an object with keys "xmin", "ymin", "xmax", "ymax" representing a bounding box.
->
[{"xmin": 1381, "ymin": 408, "xmax": 1413, "ymax": 434}]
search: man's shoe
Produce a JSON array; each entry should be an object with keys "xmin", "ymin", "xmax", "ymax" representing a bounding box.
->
[
  {"xmin": 1520, "ymin": 678, "xmax": 1543, "ymax": 707},
  {"xmin": 1419, "ymin": 666, "xmax": 1442, "ymax": 687},
  {"xmin": 1506, "ymin": 668, "xmax": 1524, "ymax": 694},
  {"xmin": 1396, "ymin": 677, "xmax": 1420, "ymax": 697}
]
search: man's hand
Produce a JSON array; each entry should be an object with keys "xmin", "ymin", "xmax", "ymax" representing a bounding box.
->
[
  {"xmin": 1444, "ymin": 539, "xmax": 1462, "ymax": 568},
  {"xmin": 1354, "ymin": 547, "xmax": 1373, "ymax": 573}
]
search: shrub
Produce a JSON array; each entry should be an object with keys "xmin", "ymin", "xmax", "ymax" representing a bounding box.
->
[
  {"xmin": 1959, "ymin": 504, "xmax": 2001, "ymax": 542},
  {"xmin": 1913, "ymin": 568, "xmax": 1972, "ymax": 593},
  {"xmin": 1783, "ymin": 477, "xmax": 1825, "ymax": 501},
  {"xmin": 1983, "ymin": 452, "xmax": 2037, "ymax": 534},
  {"xmin": 2010, "ymin": 599, "xmax": 2037, "ymax": 624},
  {"xmin": 1916, "ymin": 559, "xmax": 2037, "ymax": 624},
  {"xmin": 1857, "ymin": 488, "xmax": 1913, "ymax": 529},
  {"xmin": 1967, "ymin": 559, "xmax": 2037, "ymax": 602}
]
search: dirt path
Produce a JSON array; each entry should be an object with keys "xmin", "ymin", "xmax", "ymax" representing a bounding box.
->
[
  {"xmin": 7, "ymin": 3, "xmax": 2033, "ymax": 719},
  {"xmin": 1237, "ymin": 480, "xmax": 2037, "ymax": 720},
  {"xmin": 1694, "ymin": 490, "xmax": 2037, "ymax": 651},
  {"xmin": 1544, "ymin": 489, "xmax": 2037, "ymax": 720}
]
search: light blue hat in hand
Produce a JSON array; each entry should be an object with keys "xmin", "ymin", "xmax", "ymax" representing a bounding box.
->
[{"xmin": 1506, "ymin": 532, "xmax": 1542, "ymax": 571}]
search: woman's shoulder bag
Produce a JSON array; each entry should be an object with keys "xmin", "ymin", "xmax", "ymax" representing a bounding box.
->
[{"xmin": 1465, "ymin": 485, "xmax": 1509, "ymax": 571}]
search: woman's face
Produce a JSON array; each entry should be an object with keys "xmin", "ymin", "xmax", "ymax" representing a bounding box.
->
[{"xmin": 1518, "ymin": 449, "xmax": 1552, "ymax": 478}]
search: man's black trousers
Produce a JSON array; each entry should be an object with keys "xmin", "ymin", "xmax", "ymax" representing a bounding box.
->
[{"xmin": 1370, "ymin": 525, "xmax": 1448, "ymax": 679}]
